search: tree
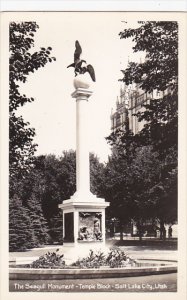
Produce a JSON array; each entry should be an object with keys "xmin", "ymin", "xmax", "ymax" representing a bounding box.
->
[
  {"xmin": 105, "ymin": 126, "xmax": 161, "ymax": 240},
  {"xmin": 38, "ymin": 151, "xmax": 105, "ymax": 235},
  {"xmin": 24, "ymin": 193, "xmax": 50, "ymax": 246},
  {"xmin": 20, "ymin": 151, "xmax": 105, "ymax": 244},
  {"xmin": 22, "ymin": 154, "xmax": 67, "ymax": 244},
  {"xmin": 119, "ymin": 21, "xmax": 178, "ymax": 93},
  {"xmin": 90, "ymin": 153, "xmax": 105, "ymax": 197},
  {"xmin": 117, "ymin": 21, "xmax": 178, "ymax": 228},
  {"xmin": 9, "ymin": 22, "xmax": 56, "ymax": 178},
  {"xmin": 9, "ymin": 166, "xmax": 51, "ymax": 251},
  {"xmin": 119, "ymin": 21, "xmax": 178, "ymax": 156},
  {"xmin": 104, "ymin": 129, "xmax": 137, "ymax": 237},
  {"xmin": 135, "ymin": 93, "xmax": 177, "ymax": 159},
  {"xmin": 9, "ymin": 22, "xmax": 57, "ymax": 250},
  {"xmin": 9, "ymin": 192, "xmax": 50, "ymax": 251},
  {"xmin": 9, "ymin": 195, "xmax": 36, "ymax": 251}
]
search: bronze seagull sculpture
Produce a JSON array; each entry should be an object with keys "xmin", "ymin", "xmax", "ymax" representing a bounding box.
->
[{"xmin": 67, "ymin": 40, "xmax": 96, "ymax": 82}]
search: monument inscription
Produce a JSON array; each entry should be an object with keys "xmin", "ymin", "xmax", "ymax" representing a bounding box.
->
[{"xmin": 78, "ymin": 212, "xmax": 102, "ymax": 241}]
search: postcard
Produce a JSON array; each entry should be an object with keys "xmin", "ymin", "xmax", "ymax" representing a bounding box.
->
[{"xmin": 0, "ymin": 11, "xmax": 186, "ymax": 300}]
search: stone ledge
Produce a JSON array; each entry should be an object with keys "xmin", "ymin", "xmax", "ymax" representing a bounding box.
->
[{"xmin": 9, "ymin": 260, "xmax": 177, "ymax": 280}]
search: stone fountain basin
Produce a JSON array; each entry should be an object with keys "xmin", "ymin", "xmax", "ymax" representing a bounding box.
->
[{"xmin": 9, "ymin": 259, "xmax": 177, "ymax": 280}]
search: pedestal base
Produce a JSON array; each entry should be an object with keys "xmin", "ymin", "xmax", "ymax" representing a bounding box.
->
[{"xmin": 59, "ymin": 192, "xmax": 110, "ymax": 258}]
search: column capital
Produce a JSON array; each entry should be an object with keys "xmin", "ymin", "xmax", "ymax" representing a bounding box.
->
[{"xmin": 71, "ymin": 88, "xmax": 93, "ymax": 100}]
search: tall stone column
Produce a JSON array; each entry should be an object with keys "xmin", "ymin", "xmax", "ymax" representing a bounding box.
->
[{"xmin": 72, "ymin": 88, "xmax": 93, "ymax": 196}]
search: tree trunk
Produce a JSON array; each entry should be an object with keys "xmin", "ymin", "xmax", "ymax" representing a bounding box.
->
[
  {"xmin": 160, "ymin": 219, "xmax": 164, "ymax": 240},
  {"xmin": 137, "ymin": 219, "xmax": 143, "ymax": 241},
  {"xmin": 120, "ymin": 221, "xmax": 123, "ymax": 241}
]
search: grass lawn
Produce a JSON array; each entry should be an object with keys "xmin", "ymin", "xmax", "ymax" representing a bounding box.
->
[{"xmin": 9, "ymin": 239, "xmax": 178, "ymax": 262}]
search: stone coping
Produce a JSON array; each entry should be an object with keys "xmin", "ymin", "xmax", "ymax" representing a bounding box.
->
[
  {"xmin": 9, "ymin": 259, "xmax": 177, "ymax": 280},
  {"xmin": 59, "ymin": 201, "xmax": 109, "ymax": 209}
]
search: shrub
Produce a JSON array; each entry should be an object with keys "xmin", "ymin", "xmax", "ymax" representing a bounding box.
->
[
  {"xmin": 30, "ymin": 249, "xmax": 65, "ymax": 269},
  {"xmin": 72, "ymin": 249, "xmax": 106, "ymax": 269},
  {"xmin": 24, "ymin": 247, "xmax": 136, "ymax": 269},
  {"xmin": 72, "ymin": 248, "xmax": 136, "ymax": 269},
  {"xmin": 106, "ymin": 247, "xmax": 136, "ymax": 268}
]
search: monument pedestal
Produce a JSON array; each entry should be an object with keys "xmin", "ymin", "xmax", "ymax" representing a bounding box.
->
[
  {"xmin": 59, "ymin": 193, "xmax": 109, "ymax": 261},
  {"xmin": 59, "ymin": 85, "xmax": 110, "ymax": 262}
]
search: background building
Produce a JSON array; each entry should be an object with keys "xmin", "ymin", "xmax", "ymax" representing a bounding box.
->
[
  {"xmin": 110, "ymin": 86, "xmax": 129, "ymax": 132},
  {"xmin": 111, "ymin": 83, "xmax": 165, "ymax": 135}
]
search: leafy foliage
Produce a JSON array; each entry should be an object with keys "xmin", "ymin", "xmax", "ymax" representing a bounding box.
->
[
  {"xmin": 9, "ymin": 195, "xmax": 36, "ymax": 251},
  {"xmin": 90, "ymin": 153, "xmax": 105, "ymax": 196},
  {"xmin": 72, "ymin": 248, "xmax": 136, "ymax": 269},
  {"xmin": 9, "ymin": 21, "xmax": 56, "ymax": 178},
  {"xmin": 18, "ymin": 248, "xmax": 136, "ymax": 269},
  {"xmin": 30, "ymin": 249, "xmax": 65, "ymax": 269},
  {"xmin": 119, "ymin": 21, "xmax": 178, "ymax": 160},
  {"xmin": 33, "ymin": 153, "xmax": 76, "ymax": 222},
  {"xmin": 72, "ymin": 250, "xmax": 106, "ymax": 269},
  {"xmin": 119, "ymin": 21, "xmax": 178, "ymax": 93},
  {"xmin": 24, "ymin": 193, "xmax": 50, "ymax": 246},
  {"xmin": 135, "ymin": 92, "xmax": 178, "ymax": 160},
  {"xmin": 106, "ymin": 248, "xmax": 136, "ymax": 268},
  {"xmin": 9, "ymin": 151, "xmax": 105, "ymax": 250},
  {"xmin": 105, "ymin": 132, "xmax": 177, "ymax": 232},
  {"xmin": 104, "ymin": 139, "xmax": 161, "ymax": 224}
]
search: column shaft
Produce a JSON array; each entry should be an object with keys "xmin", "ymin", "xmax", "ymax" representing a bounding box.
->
[{"xmin": 76, "ymin": 95, "xmax": 90, "ymax": 194}]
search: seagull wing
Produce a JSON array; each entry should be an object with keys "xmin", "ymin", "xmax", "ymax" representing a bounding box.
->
[
  {"xmin": 67, "ymin": 62, "xmax": 75, "ymax": 68},
  {"xmin": 74, "ymin": 40, "xmax": 82, "ymax": 63},
  {"xmin": 87, "ymin": 64, "xmax": 96, "ymax": 82}
]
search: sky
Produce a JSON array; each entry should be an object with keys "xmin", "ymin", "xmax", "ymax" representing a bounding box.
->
[{"xmin": 16, "ymin": 12, "xmax": 143, "ymax": 163}]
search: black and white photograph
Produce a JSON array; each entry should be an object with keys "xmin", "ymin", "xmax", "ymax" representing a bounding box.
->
[{"xmin": 0, "ymin": 11, "xmax": 187, "ymax": 300}]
